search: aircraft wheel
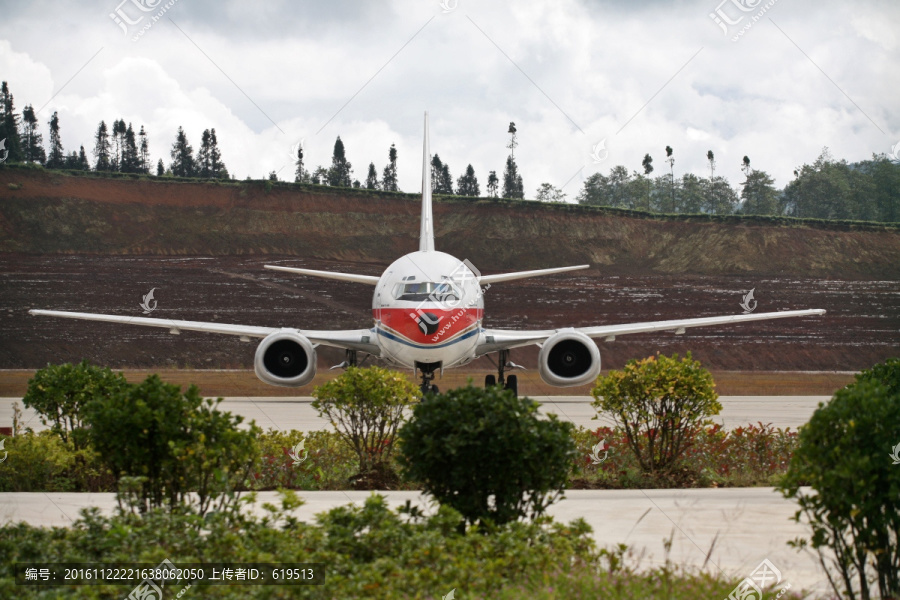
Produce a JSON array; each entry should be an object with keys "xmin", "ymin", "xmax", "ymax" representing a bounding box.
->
[
  {"xmin": 430, "ymin": 384, "xmax": 439, "ymax": 395},
  {"xmin": 485, "ymin": 374, "xmax": 496, "ymax": 388},
  {"xmin": 504, "ymin": 374, "xmax": 518, "ymax": 397}
]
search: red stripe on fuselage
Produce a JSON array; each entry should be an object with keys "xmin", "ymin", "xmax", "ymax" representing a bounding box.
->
[{"xmin": 376, "ymin": 307, "xmax": 483, "ymax": 345}]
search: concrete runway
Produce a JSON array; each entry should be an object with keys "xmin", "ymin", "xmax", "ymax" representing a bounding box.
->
[
  {"xmin": 0, "ymin": 396, "xmax": 832, "ymax": 595},
  {"xmin": 1, "ymin": 395, "xmax": 829, "ymax": 434}
]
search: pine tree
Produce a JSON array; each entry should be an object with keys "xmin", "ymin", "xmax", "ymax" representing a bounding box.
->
[
  {"xmin": 111, "ymin": 119, "xmax": 126, "ymax": 171},
  {"xmin": 487, "ymin": 170, "xmax": 499, "ymax": 198},
  {"xmin": 46, "ymin": 112, "xmax": 65, "ymax": 168},
  {"xmin": 93, "ymin": 120, "xmax": 112, "ymax": 171},
  {"xmin": 440, "ymin": 163, "xmax": 453, "ymax": 194},
  {"xmin": 21, "ymin": 105, "xmax": 46, "ymax": 164},
  {"xmin": 294, "ymin": 143, "xmax": 308, "ymax": 183},
  {"xmin": 209, "ymin": 129, "xmax": 225, "ymax": 178},
  {"xmin": 456, "ymin": 164, "xmax": 480, "ymax": 197},
  {"xmin": 502, "ymin": 156, "xmax": 523, "ymax": 198},
  {"xmin": 365, "ymin": 162, "xmax": 379, "ymax": 190},
  {"xmin": 169, "ymin": 126, "xmax": 194, "ymax": 177},
  {"xmin": 122, "ymin": 123, "xmax": 139, "ymax": 173},
  {"xmin": 381, "ymin": 143, "xmax": 398, "ymax": 191},
  {"xmin": 139, "ymin": 125, "xmax": 150, "ymax": 173},
  {"xmin": 327, "ymin": 136, "xmax": 352, "ymax": 187},
  {"xmin": 156, "ymin": 158, "xmax": 165, "ymax": 176},
  {"xmin": 0, "ymin": 81, "xmax": 23, "ymax": 163},
  {"xmin": 77, "ymin": 146, "xmax": 90, "ymax": 171},
  {"xmin": 196, "ymin": 129, "xmax": 212, "ymax": 177},
  {"xmin": 430, "ymin": 154, "xmax": 444, "ymax": 193}
]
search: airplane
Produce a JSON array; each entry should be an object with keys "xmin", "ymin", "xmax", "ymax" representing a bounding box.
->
[{"xmin": 30, "ymin": 113, "xmax": 826, "ymax": 396}]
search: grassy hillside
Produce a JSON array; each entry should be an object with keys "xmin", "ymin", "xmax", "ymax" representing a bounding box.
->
[{"xmin": 1, "ymin": 165, "xmax": 899, "ymax": 278}]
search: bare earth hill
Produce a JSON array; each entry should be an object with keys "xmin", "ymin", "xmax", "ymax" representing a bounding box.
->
[
  {"xmin": 1, "ymin": 167, "xmax": 899, "ymax": 277},
  {"xmin": 0, "ymin": 166, "xmax": 897, "ymax": 379}
]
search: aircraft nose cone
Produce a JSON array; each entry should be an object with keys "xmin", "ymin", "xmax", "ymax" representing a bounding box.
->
[{"xmin": 416, "ymin": 312, "xmax": 441, "ymax": 335}]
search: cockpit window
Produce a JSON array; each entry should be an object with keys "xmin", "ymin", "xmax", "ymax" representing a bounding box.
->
[{"xmin": 393, "ymin": 281, "xmax": 460, "ymax": 302}]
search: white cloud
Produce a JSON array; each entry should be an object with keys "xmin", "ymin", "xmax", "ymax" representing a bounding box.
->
[{"xmin": 0, "ymin": 0, "xmax": 895, "ymax": 193}]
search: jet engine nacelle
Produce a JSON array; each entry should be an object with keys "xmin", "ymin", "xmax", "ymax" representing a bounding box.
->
[
  {"xmin": 538, "ymin": 330, "xmax": 601, "ymax": 387},
  {"xmin": 254, "ymin": 331, "xmax": 317, "ymax": 387}
]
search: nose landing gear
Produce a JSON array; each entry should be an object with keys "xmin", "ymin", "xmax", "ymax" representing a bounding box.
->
[{"xmin": 415, "ymin": 361, "xmax": 442, "ymax": 396}]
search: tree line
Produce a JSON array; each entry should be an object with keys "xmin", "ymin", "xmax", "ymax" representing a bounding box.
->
[
  {"xmin": 3, "ymin": 80, "xmax": 896, "ymax": 221},
  {"xmin": 573, "ymin": 148, "xmax": 899, "ymax": 222},
  {"xmin": 0, "ymin": 80, "xmax": 228, "ymax": 179},
  {"xmin": 289, "ymin": 121, "xmax": 526, "ymax": 200}
]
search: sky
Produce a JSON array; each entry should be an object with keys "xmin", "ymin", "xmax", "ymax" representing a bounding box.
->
[{"xmin": 0, "ymin": 0, "xmax": 897, "ymax": 200}]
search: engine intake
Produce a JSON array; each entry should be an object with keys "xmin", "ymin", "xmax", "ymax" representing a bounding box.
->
[
  {"xmin": 538, "ymin": 330, "xmax": 600, "ymax": 387},
  {"xmin": 254, "ymin": 331, "xmax": 317, "ymax": 387}
]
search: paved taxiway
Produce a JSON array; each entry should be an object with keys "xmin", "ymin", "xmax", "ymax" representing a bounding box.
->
[{"xmin": 1, "ymin": 396, "xmax": 829, "ymax": 434}]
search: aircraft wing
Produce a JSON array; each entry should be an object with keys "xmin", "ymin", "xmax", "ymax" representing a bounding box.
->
[
  {"xmin": 476, "ymin": 309, "xmax": 826, "ymax": 355},
  {"xmin": 28, "ymin": 310, "xmax": 381, "ymax": 355}
]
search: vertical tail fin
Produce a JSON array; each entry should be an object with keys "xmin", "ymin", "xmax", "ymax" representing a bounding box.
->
[{"xmin": 419, "ymin": 112, "xmax": 435, "ymax": 252}]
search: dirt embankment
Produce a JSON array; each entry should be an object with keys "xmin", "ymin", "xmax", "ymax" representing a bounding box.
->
[{"xmin": 1, "ymin": 167, "xmax": 899, "ymax": 279}]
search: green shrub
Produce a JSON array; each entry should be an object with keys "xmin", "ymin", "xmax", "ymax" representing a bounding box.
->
[
  {"xmin": 778, "ymin": 361, "xmax": 900, "ymax": 600},
  {"xmin": 84, "ymin": 374, "xmax": 260, "ymax": 514},
  {"xmin": 0, "ymin": 430, "xmax": 74, "ymax": 491},
  {"xmin": 855, "ymin": 356, "xmax": 900, "ymax": 394},
  {"xmin": 312, "ymin": 366, "xmax": 419, "ymax": 489},
  {"xmin": 0, "ymin": 491, "xmax": 806, "ymax": 599},
  {"xmin": 399, "ymin": 385, "xmax": 577, "ymax": 527},
  {"xmin": 591, "ymin": 353, "xmax": 721, "ymax": 474},
  {"xmin": 23, "ymin": 361, "xmax": 128, "ymax": 450}
]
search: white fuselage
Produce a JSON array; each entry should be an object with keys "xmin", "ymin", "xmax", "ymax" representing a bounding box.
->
[{"xmin": 372, "ymin": 250, "xmax": 484, "ymax": 370}]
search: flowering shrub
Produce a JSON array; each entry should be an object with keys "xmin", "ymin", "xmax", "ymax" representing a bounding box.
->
[
  {"xmin": 250, "ymin": 429, "xmax": 357, "ymax": 491},
  {"xmin": 572, "ymin": 422, "xmax": 798, "ymax": 488}
]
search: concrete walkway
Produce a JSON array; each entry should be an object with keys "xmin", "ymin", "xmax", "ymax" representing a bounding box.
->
[
  {"xmin": 1, "ymin": 396, "xmax": 828, "ymax": 434},
  {"xmin": 0, "ymin": 488, "xmax": 829, "ymax": 597}
]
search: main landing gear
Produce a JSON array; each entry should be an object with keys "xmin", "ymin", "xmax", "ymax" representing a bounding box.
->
[
  {"xmin": 415, "ymin": 361, "xmax": 441, "ymax": 396},
  {"xmin": 485, "ymin": 349, "xmax": 524, "ymax": 397}
]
